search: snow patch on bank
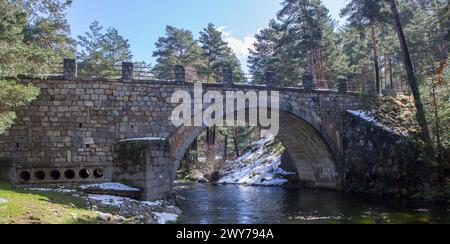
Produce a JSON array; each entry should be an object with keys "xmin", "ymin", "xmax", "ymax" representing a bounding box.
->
[
  {"xmin": 25, "ymin": 187, "xmax": 77, "ymax": 193},
  {"xmin": 87, "ymin": 194, "xmax": 165, "ymax": 208},
  {"xmin": 347, "ymin": 110, "xmax": 395, "ymax": 132},
  {"xmin": 88, "ymin": 194, "xmax": 129, "ymax": 207},
  {"xmin": 154, "ymin": 212, "xmax": 179, "ymax": 224},
  {"xmin": 219, "ymin": 136, "xmax": 296, "ymax": 186}
]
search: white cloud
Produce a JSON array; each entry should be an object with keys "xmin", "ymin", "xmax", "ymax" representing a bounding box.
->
[{"xmin": 218, "ymin": 27, "xmax": 256, "ymax": 72}]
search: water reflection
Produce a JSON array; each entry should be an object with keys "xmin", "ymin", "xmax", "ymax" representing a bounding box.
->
[{"xmin": 175, "ymin": 183, "xmax": 450, "ymax": 224}]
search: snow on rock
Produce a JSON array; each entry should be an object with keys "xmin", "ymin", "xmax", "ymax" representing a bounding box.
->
[
  {"xmin": 25, "ymin": 187, "xmax": 77, "ymax": 193},
  {"xmin": 87, "ymin": 194, "xmax": 181, "ymax": 224},
  {"xmin": 219, "ymin": 136, "xmax": 296, "ymax": 186},
  {"xmin": 347, "ymin": 110, "xmax": 395, "ymax": 133},
  {"xmin": 0, "ymin": 198, "xmax": 8, "ymax": 204},
  {"xmin": 118, "ymin": 137, "xmax": 166, "ymax": 142},
  {"xmin": 347, "ymin": 110, "xmax": 377, "ymax": 123},
  {"xmin": 88, "ymin": 194, "xmax": 169, "ymax": 209},
  {"xmin": 154, "ymin": 212, "xmax": 179, "ymax": 224},
  {"xmin": 142, "ymin": 201, "xmax": 164, "ymax": 207},
  {"xmin": 80, "ymin": 182, "xmax": 140, "ymax": 192}
]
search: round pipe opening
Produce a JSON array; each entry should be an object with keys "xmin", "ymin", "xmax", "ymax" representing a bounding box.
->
[
  {"xmin": 34, "ymin": 171, "xmax": 46, "ymax": 181},
  {"xmin": 93, "ymin": 169, "xmax": 104, "ymax": 179},
  {"xmin": 79, "ymin": 169, "xmax": 90, "ymax": 179},
  {"xmin": 64, "ymin": 169, "xmax": 75, "ymax": 179},
  {"xmin": 19, "ymin": 171, "xmax": 31, "ymax": 182},
  {"xmin": 50, "ymin": 170, "xmax": 61, "ymax": 180}
]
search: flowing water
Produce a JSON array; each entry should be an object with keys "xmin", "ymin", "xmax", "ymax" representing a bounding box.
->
[{"xmin": 175, "ymin": 183, "xmax": 450, "ymax": 224}]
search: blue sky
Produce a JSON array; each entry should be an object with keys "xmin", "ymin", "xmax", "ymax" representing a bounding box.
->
[{"xmin": 67, "ymin": 0, "xmax": 347, "ymax": 70}]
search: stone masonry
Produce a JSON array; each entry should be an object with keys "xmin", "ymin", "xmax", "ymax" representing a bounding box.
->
[
  {"xmin": 113, "ymin": 138, "xmax": 174, "ymax": 200},
  {"xmin": 0, "ymin": 63, "xmax": 365, "ymax": 200}
]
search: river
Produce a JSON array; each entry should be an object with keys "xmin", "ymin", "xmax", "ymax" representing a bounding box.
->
[{"xmin": 174, "ymin": 183, "xmax": 450, "ymax": 224}]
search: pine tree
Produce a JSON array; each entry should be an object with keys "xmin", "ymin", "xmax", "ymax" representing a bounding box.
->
[
  {"xmin": 198, "ymin": 23, "xmax": 245, "ymax": 83},
  {"xmin": 277, "ymin": 0, "xmax": 336, "ymax": 83},
  {"xmin": 0, "ymin": 0, "xmax": 72, "ymax": 134},
  {"xmin": 0, "ymin": 0, "xmax": 75, "ymax": 77},
  {"xmin": 102, "ymin": 28, "xmax": 133, "ymax": 65},
  {"xmin": 341, "ymin": 26, "xmax": 374, "ymax": 90},
  {"xmin": 249, "ymin": 0, "xmax": 343, "ymax": 87},
  {"xmin": 248, "ymin": 19, "xmax": 302, "ymax": 86},
  {"xmin": 0, "ymin": 79, "xmax": 40, "ymax": 134},
  {"xmin": 221, "ymin": 49, "xmax": 245, "ymax": 83},
  {"xmin": 389, "ymin": 0, "xmax": 434, "ymax": 156},
  {"xmin": 341, "ymin": 0, "xmax": 390, "ymax": 95},
  {"xmin": 152, "ymin": 25, "xmax": 203, "ymax": 80},
  {"xmin": 248, "ymin": 20, "xmax": 283, "ymax": 83},
  {"xmin": 77, "ymin": 21, "xmax": 105, "ymax": 74},
  {"xmin": 77, "ymin": 22, "xmax": 133, "ymax": 77},
  {"xmin": 21, "ymin": 0, "xmax": 75, "ymax": 59},
  {"xmin": 199, "ymin": 23, "xmax": 228, "ymax": 82}
]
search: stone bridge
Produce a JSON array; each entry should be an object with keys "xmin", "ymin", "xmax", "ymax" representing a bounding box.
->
[{"xmin": 0, "ymin": 60, "xmax": 368, "ymax": 200}]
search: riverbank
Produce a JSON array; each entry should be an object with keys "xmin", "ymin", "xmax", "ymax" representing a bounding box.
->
[{"xmin": 0, "ymin": 181, "xmax": 180, "ymax": 224}]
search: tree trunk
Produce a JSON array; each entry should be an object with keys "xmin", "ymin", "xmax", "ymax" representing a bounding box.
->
[
  {"xmin": 308, "ymin": 50, "xmax": 316, "ymax": 83},
  {"xmin": 223, "ymin": 134, "xmax": 228, "ymax": 163},
  {"xmin": 232, "ymin": 127, "xmax": 240, "ymax": 158},
  {"xmin": 192, "ymin": 137, "xmax": 198, "ymax": 163},
  {"xmin": 389, "ymin": 56, "xmax": 394, "ymax": 90},
  {"xmin": 211, "ymin": 125, "xmax": 216, "ymax": 145},
  {"xmin": 389, "ymin": 0, "xmax": 434, "ymax": 156},
  {"xmin": 431, "ymin": 83, "xmax": 442, "ymax": 150},
  {"xmin": 370, "ymin": 25, "xmax": 381, "ymax": 95},
  {"xmin": 206, "ymin": 127, "xmax": 211, "ymax": 145},
  {"xmin": 384, "ymin": 53, "xmax": 389, "ymax": 91},
  {"xmin": 207, "ymin": 57, "xmax": 211, "ymax": 83}
]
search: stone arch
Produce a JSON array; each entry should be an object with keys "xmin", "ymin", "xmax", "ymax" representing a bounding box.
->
[{"xmin": 168, "ymin": 102, "xmax": 342, "ymax": 189}]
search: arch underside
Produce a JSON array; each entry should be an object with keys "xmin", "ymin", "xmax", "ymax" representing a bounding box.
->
[
  {"xmin": 277, "ymin": 111, "xmax": 338, "ymax": 188},
  {"xmin": 169, "ymin": 108, "xmax": 340, "ymax": 189}
]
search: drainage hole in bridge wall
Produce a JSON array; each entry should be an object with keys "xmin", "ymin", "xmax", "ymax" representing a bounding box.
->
[
  {"xmin": 64, "ymin": 170, "xmax": 75, "ymax": 179},
  {"xmin": 19, "ymin": 171, "xmax": 31, "ymax": 181},
  {"xmin": 93, "ymin": 169, "xmax": 104, "ymax": 178},
  {"xmin": 50, "ymin": 170, "xmax": 61, "ymax": 180},
  {"xmin": 34, "ymin": 171, "xmax": 46, "ymax": 181},
  {"xmin": 79, "ymin": 169, "xmax": 90, "ymax": 179}
]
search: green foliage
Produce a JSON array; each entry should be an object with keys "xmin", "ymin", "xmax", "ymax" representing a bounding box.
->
[
  {"xmin": 153, "ymin": 24, "xmax": 245, "ymax": 82},
  {"xmin": 421, "ymin": 69, "xmax": 450, "ymax": 151},
  {"xmin": 0, "ymin": 1, "xmax": 69, "ymax": 133},
  {"xmin": 77, "ymin": 21, "xmax": 133, "ymax": 77},
  {"xmin": 249, "ymin": 20, "xmax": 302, "ymax": 85},
  {"xmin": 0, "ymin": 0, "xmax": 74, "ymax": 77},
  {"xmin": 340, "ymin": 0, "xmax": 390, "ymax": 28},
  {"xmin": 0, "ymin": 79, "xmax": 40, "ymax": 134},
  {"xmin": 152, "ymin": 25, "xmax": 203, "ymax": 80},
  {"xmin": 249, "ymin": 0, "xmax": 346, "ymax": 86},
  {"xmin": 198, "ymin": 23, "xmax": 245, "ymax": 83},
  {"xmin": 0, "ymin": 112, "xmax": 16, "ymax": 136}
]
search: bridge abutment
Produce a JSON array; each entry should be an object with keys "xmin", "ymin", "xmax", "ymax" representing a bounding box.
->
[{"xmin": 113, "ymin": 138, "xmax": 175, "ymax": 201}]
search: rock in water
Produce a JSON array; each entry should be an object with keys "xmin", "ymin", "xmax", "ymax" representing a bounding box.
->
[{"xmin": 0, "ymin": 198, "xmax": 8, "ymax": 204}]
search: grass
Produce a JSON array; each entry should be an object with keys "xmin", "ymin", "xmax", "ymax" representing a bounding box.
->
[{"xmin": 0, "ymin": 181, "xmax": 100, "ymax": 224}]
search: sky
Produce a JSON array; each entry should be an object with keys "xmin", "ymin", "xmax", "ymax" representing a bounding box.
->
[{"xmin": 67, "ymin": 0, "xmax": 347, "ymax": 71}]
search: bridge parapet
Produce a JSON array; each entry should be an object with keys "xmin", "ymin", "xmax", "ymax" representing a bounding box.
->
[{"xmin": 56, "ymin": 59, "xmax": 358, "ymax": 94}]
